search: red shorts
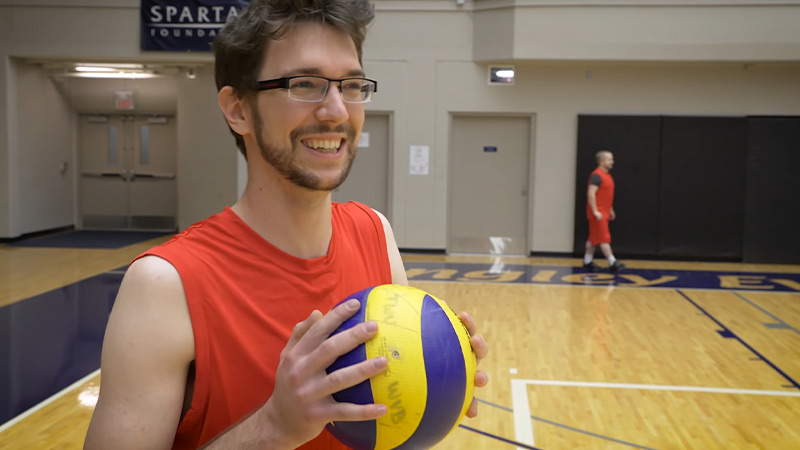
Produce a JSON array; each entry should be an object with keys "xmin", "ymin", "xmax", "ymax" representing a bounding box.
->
[{"xmin": 588, "ymin": 216, "xmax": 611, "ymax": 245}]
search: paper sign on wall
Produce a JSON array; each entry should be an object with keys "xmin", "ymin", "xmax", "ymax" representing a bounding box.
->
[
  {"xmin": 410, "ymin": 145, "xmax": 429, "ymax": 175},
  {"xmin": 358, "ymin": 131, "xmax": 370, "ymax": 148}
]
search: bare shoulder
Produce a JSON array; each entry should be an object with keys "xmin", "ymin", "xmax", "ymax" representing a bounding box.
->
[
  {"xmin": 122, "ymin": 256, "xmax": 183, "ymax": 292},
  {"xmin": 371, "ymin": 208, "xmax": 390, "ymax": 229},
  {"xmin": 111, "ymin": 254, "xmax": 195, "ymax": 360},
  {"xmin": 371, "ymin": 209, "xmax": 408, "ymax": 286},
  {"xmin": 85, "ymin": 255, "xmax": 194, "ymax": 449}
]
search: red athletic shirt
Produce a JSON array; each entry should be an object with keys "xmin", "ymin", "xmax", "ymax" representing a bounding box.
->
[
  {"xmin": 586, "ymin": 167, "xmax": 615, "ymax": 218},
  {"xmin": 137, "ymin": 202, "xmax": 393, "ymax": 449}
]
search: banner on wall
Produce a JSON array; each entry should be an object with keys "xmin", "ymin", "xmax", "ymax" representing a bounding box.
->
[{"xmin": 140, "ymin": 0, "xmax": 250, "ymax": 52}]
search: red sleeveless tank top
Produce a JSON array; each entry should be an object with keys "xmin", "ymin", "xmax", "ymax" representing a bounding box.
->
[
  {"xmin": 139, "ymin": 202, "xmax": 392, "ymax": 449},
  {"xmin": 587, "ymin": 167, "xmax": 615, "ymax": 216}
]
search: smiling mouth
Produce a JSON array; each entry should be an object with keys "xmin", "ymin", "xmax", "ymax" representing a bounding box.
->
[{"xmin": 302, "ymin": 139, "xmax": 343, "ymax": 153}]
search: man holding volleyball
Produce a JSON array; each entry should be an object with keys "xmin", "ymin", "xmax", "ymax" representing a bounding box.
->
[{"xmin": 84, "ymin": 1, "xmax": 488, "ymax": 449}]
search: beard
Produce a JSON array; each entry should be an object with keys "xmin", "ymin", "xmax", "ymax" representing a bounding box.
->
[{"xmin": 251, "ymin": 105, "xmax": 357, "ymax": 192}]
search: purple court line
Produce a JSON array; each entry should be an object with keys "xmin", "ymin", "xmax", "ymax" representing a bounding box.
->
[
  {"xmin": 675, "ymin": 289, "xmax": 800, "ymax": 390},
  {"xmin": 474, "ymin": 398, "xmax": 660, "ymax": 450},
  {"xmin": 458, "ymin": 424, "xmax": 544, "ymax": 450},
  {"xmin": 732, "ymin": 291, "xmax": 800, "ymax": 337}
]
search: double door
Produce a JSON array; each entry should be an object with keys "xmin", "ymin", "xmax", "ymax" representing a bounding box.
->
[{"xmin": 79, "ymin": 115, "xmax": 176, "ymax": 230}]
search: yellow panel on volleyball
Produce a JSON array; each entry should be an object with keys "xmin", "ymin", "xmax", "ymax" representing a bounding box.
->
[
  {"xmin": 437, "ymin": 294, "xmax": 477, "ymax": 429},
  {"xmin": 364, "ymin": 285, "xmax": 428, "ymax": 449}
]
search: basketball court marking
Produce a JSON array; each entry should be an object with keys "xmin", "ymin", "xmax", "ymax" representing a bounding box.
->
[
  {"xmin": 476, "ymin": 398, "xmax": 657, "ymax": 450},
  {"xmin": 404, "ymin": 261, "xmax": 800, "ymax": 292},
  {"xmin": 458, "ymin": 424, "xmax": 543, "ymax": 450},
  {"xmin": 733, "ymin": 291, "xmax": 800, "ymax": 336},
  {"xmin": 0, "ymin": 369, "xmax": 100, "ymax": 433},
  {"xmin": 505, "ymin": 288, "xmax": 800, "ymax": 449},
  {"xmin": 676, "ymin": 289, "xmax": 800, "ymax": 390},
  {"xmin": 510, "ymin": 379, "xmax": 800, "ymax": 448}
]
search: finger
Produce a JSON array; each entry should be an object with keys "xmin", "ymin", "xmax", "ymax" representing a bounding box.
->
[
  {"xmin": 465, "ymin": 397, "xmax": 478, "ymax": 418},
  {"xmin": 474, "ymin": 370, "xmax": 489, "ymax": 388},
  {"xmin": 284, "ymin": 310, "xmax": 323, "ymax": 353},
  {"xmin": 304, "ymin": 320, "xmax": 380, "ymax": 374},
  {"xmin": 309, "ymin": 398, "xmax": 388, "ymax": 424},
  {"xmin": 294, "ymin": 299, "xmax": 362, "ymax": 354},
  {"xmin": 470, "ymin": 334, "xmax": 489, "ymax": 362},
  {"xmin": 457, "ymin": 311, "xmax": 477, "ymax": 336},
  {"xmin": 318, "ymin": 356, "xmax": 388, "ymax": 398}
]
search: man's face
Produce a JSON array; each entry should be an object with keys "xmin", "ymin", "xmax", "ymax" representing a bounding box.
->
[
  {"xmin": 250, "ymin": 21, "xmax": 365, "ymax": 191},
  {"xmin": 601, "ymin": 153, "xmax": 615, "ymax": 171}
]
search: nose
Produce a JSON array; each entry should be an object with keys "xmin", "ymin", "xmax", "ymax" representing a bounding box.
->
[{"xmin": 315, "ymin": 81, "xmax": 350, "ymax": 125}]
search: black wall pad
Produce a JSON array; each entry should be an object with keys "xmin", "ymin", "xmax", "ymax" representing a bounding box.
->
[
  {"xmin": 743, "ymin": 117, "xmax": 800, "ymax": 264},
  {"xmin": 657, "ymin": 116, "xmax": 747, "ymax": 259}
]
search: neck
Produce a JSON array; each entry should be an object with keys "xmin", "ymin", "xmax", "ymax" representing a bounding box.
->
[{"xmin": 232, "ymin": 167, "xmax": 333, "ymax": 259}]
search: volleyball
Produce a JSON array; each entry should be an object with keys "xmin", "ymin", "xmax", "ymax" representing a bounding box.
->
[{"xmin": 326, "ymin": 284, "xmax": 477, "ymax": 450}]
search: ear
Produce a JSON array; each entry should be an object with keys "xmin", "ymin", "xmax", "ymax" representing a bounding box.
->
[{"xmin": 218, "ymin": 86, "xmax": 252, "ymax": 137}]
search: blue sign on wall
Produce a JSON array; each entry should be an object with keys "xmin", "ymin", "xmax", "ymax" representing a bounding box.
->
[
  {"xmin": 484, "ymin": 146, "xmax": 498, "ymax": 153},
  {"xmin": 140, "ymin": 0, "xmax": 250, "ymax": 52}
]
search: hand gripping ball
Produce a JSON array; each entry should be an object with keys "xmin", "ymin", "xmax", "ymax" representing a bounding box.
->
[{"xmin": 326, "ymin": 284, "xmax": 477, "ymax": 450}]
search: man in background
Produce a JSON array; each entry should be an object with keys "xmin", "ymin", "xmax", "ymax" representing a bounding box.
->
[{"xmin": 584, "ymin": 150, "xmax": 626, "ymax": 273}]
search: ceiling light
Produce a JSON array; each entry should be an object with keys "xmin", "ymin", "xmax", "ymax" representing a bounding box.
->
[
  {"xmin": 71, "ymin": 71, "xmax": 161, "ymax": 79},
  {"xmin": 75, "ymin": 66, "xmax": 117, "ymax": 72},
  {"xmin": 495, "ymin": 70, "xmax": 515, "ymax": 78}
]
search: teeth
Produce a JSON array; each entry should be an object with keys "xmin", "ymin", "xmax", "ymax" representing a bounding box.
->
[{"xmin": 304, "ymin": 139, "xmax": 342, "ymax": 152}]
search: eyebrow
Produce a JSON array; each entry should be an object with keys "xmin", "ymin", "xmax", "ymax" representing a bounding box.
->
[{"xmin": 281, "ymin": 67, "xmax": 366, "ymax": 78}]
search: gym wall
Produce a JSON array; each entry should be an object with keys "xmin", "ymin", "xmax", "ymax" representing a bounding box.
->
[{"xmin": 1, "ymin": 1, "xmax": 799, "ymax": 257}]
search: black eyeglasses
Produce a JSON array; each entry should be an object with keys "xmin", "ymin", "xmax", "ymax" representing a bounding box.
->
[{"xmin": 254, "ymin": 76, "xmax": 378, "ymax": 103}]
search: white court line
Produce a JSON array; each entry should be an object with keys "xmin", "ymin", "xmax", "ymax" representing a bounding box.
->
[
  {"xmin": 0, "ymin": 369, "xmax": 101, "ymax": 433},
  {"xmin": 511, "ymin": 379, "xmax": 534, "ymax": 449},
  {"xmin": 511, "ymin": 378, "xmax": 800, "ymax": 449}
]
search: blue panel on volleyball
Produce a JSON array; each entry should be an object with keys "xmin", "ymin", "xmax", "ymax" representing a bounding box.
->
[{"xmin": 395, "ymin": 296, "xmax": 467, "ymax": 449}]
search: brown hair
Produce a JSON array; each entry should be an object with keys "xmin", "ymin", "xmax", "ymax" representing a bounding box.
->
[{"xmin": 213, "ymin": 0, "xmax": 375, "ymax": 156}]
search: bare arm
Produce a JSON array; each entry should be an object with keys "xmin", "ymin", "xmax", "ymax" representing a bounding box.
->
[
  {"xmin": 374, "ymin": 209, "xmax": 408, "ymax": 286},
  {"xmin": 85, "ymin": 256, "xmax": 195, "ymax": 450},
  {"xmin": 587, "ymin": 184, "xmax": 602, "ymax": 220}
]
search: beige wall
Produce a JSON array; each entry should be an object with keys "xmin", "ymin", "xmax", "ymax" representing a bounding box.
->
[
  {"xmin": 506, "ymin": 4, "xmax": 800, "ymax": 62},
  {"xmin": 15, "ymin": 60, "xmax": 74, "ymax": 233},
  {"xmin": 1, "ymin": 0, "xmax": 800, "ymax": 253},
  {"xmin": 364, "ymin": 8, "xmax": 475, "ymax": 247},
  {"xmin": 175, "ymin": 66, "xmax": 238, "ymax": 230},
  {"xmin": 366, "ymin": 1, "xmax": 800, "ymax": 250},
  {"xmin": 438, "ymin": 61, "xmax": 800, "ymax": 251},
  {"xmin": 1, "ymin": 57, "xmax": 12, "ymax": 237}
]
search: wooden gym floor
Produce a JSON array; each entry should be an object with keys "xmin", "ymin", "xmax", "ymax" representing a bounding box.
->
[{"xmin": 1, "ymin": 237, "xmax": 799, "ymax": 449}]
